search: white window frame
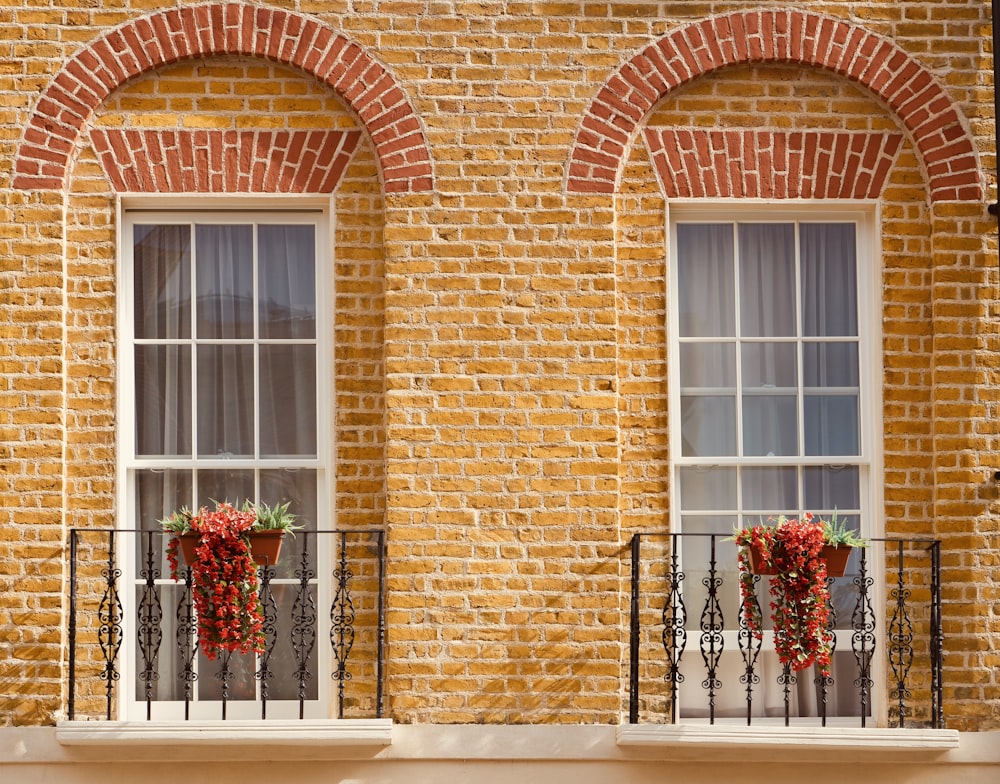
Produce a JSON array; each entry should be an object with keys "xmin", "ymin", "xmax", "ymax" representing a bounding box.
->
[
  {"xmin": 665, "ymin": 199, "xmax": 886, "ymax": 725},
  {"xmin": 116, "ymin": 195, "xmax": 335, "ymax": 721}
]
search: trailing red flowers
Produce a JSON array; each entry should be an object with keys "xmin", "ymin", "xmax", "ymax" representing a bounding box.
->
[
  {"xmin": 165, "ymin": 502, "xmax": 265, "ymax": 661},
  {"xmin": 734, "ymin": 514, "xmax": 834, "ymax": 677}
]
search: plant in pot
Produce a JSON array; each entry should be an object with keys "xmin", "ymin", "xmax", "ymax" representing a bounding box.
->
[
  {"xmin": 732, "ymin": 512, "xmax": 867, "ymax": 676},
  {"xmin": 160, "ymin": 500, "xmax": 298, "ymax": 660}
]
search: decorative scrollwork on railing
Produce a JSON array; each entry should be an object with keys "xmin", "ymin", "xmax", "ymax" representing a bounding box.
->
[
  {"xmin": 814, "ymin": 574, "xmax": 836, "ymax": 726},
  {"xmin": 256, "ymin": 564, "xmax": 279, "ymax": 717},
  {"xmin": 699, "ymin": 537, "xmax": 724, "ymax": 723},
  {"xmin": 97, "ymin": 532, "xmax": 123, "ymax": 720},
  {"xmin": 292, "ymin": 533, "xmax": 318, "ymax": 715},
  {"xmin": 175, "ymin": 567, "xmax": 198, "ymax": 716},
  {"xmin": 662, "ymin": 549, "xmax": 687, "ymax": 722},
  {"xmin": 331, "ymin": 532, "xmax": 356, "ymax": 718},
  {"xmin": 852, "ymin": 548, "xmax": 876, "ymax": 727},
  {"xmin": 738, "ymin": 573, "xmax": 762, "ymax": 725},
  {"xmin": 137, "ymin": 531, "xmax": 163, "ymax": 718},
  {"xmin": 888, "ymin": 542, "xmax": 914, "ymax": 728},
  {"xmin": 777, "ymin": 663, "xmax": 797, "ymax": 726}
]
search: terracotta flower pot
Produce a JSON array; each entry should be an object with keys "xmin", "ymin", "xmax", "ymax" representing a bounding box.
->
[
  {"xmin": 178, "ymin": 530, "xmax": 285, "ymax": 567},
  {"xmin": 820, "ymin": 544, "xmax": 852, "ymax": 578},
  {"xmin": 747, "ymin": 544, "xmax": 853, "ymax": 577}
]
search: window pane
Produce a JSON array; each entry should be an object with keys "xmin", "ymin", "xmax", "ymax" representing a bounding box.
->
[
  {"xmin": 260, "ymin": 469, "xmax": 318, "ymax": 580},
  {"xmin": 197, "ymin": 469, "xmax": 255, "ymax": 509},
  {"xmin": 741, "ymin": 342, "xmax": 796, "ymax": 388},
  {"xmin": 135, "ymin": 345, "xmax": 191, "ymax": 457},
  {"xmin": 681, "ymin": 395, "xmax": 736, "ymax": 457},
  {"xmin": 134, "ymin": 468, "xmax": 193, "ymax": 571},
  {"xmin": 679, "ymin": 515, "xmax": 740, "ymax": 631},
  {"xmin": 739, "ymin": 223, "xmax": 795, "ymax": 337},
  {"xmin": 259, "ymin": 345, "xmax": 317, "ymax": 458},
  {"xmin": 803, "ymin": 343, "xmax": 858, "ymax": 387},
  {"xmin": 197, "ymin": 344, "xmax": 254, "ymax": 458},
  {"xmin": 677, "ymin": 224, "xmax": 734, "ymax": 337},
  {"xmin": 801, "ymin": 223, "xmax": 857, "ymax": 337},
  {"xmin": 195, "ymin": 225, "xmax": 254, "ymax": 340},
  {"xmin": 804, "ymin": 395, "xmax": 859, "ymax": 456},
  {"xmin": 743, "ymin": 395, "xmax": 797, "ymax": 456},
  {"xmin": 679, "ymin": 467, "xmax": 736, "ymax": 511},
  {"xmin": 742, "ymin": 467, "xmax": 797, "ymax": 511},
  {"xmin": 679, "ymin": 343, "xmax": 735, "ymax": 388},
  {"xmin": 259, "ymin": 225, "xmax": 316, "ymax": 340},
  {"xmin": 804, "ymin": 466, "xmax": 860, "ymax": 510},
  {"xmin": 134, "ymin": 225, "xmax": 191, "ymax": 340}
]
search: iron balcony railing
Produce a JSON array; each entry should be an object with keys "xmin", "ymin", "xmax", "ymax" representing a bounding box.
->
[
  {"xmin": 627, "ymin": 534, "xmax": 943, "ymax": 728},
  {"xmin": 67, "ymin": 528, "xmax": 386, "ymax": 722}
]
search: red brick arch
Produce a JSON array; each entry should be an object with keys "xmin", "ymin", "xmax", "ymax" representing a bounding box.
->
[
  {"xmin": 567, "ymin": 9, "xmax": 982, "ymax": 202},
  {"xmin": 12, "ymin": 2, "xmax": 432, "ymax": 193}
]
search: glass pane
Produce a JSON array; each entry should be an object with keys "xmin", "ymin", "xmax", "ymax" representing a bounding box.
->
[
  {"xmin": 195, "ymin": 224, "xmax": 254, "ymax": 340},
  {"xmin": 135, "ymin": 582, "xmax": 188, "ymax": 701},
  {"xmin": 260, "ymin": 469, "xmax": 318, "ymax": 580},
  {"xmin": 266, "ymin": 584, "xmax": 319, "ymax": 700},
  {"xmin": 677, "ymin": 224, "xmax": 734, "ymax": 337},
  {"xmin": 259, "ymin": 225, "xmax": 316, "ymax": 340},
  {"xmin": 804, "ymin": 395, "xmax": 859, "ymax": 456},
  {"xmin": 198, "ymin": 650, "xmax": 257, "ymax": 701},
  {"xmin": 804, "ymin": 466, "xmax": 860, "ymax": 510},
  {"xmin": 741, "ymin": 342, "xmax": 796, "ymax": 388},
  {"xmin": 197, "ymin": 345, "xmax": 254, "ymax": 458},
  {"xmin": 801, "ymin": 223, "xmax": 857, "ymax": 337},
  {"xmin": 134, "ymin": 224, "xmax": 191, "ymax": 340},
  {"xmin": 679, "ymin": 516, "xmax": 740, "ymax": 632},
  {"xmin": 803, "ymin": 342, "xmax": 858, "ymax": 388},
  {"xmin": 743, "ymin": 395, "xmax": 797, "ymax": 456},
  {"xmin": 135, "ymin": 468, "xmax": 193, "ymax": 572},
  {"xmin": 260, "ymin": 345, "xmax": 317, "ymax": 458},
  {"xmin": 197, "ymin": 469, "xmax": 255, "ymax": 510},
  {"xmin": 679, "ymin": 343, "xmax": 735, "ymax": 388},
  {"xmin": 135, "ymin": 345, "xmax": 191, "ymax": 457},
  {"xmin": 742, "ymin": 467, "xmax": 797, "ymax": 511},
  {"xmin": 679, "ymin": 467, "xmax": 736, "ymax": 511},
  {"xmin": 681, "ymin": 395, "xmax": 736, "ymax": 457},
  {"xmin": 739, "ymin": 223, "xmax": 795, "ymax": 337}
]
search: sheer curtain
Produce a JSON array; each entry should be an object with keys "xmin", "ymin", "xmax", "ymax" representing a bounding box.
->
[
  {"xmin": 675, "ymin": 220, "xmax": 863, "ymax": 721},
  {"xmin": 132, "ymin": 220, "xmax": 320, "ymax": 706}
]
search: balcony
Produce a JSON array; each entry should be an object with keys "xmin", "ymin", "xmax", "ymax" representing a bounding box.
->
[
  {"xmin": 626, "ymin": 533, "xmax": 943, "ymax": 731},
  {"xmin": 66, "ymin": 528, "xmax": 386, "ymax": 725}
]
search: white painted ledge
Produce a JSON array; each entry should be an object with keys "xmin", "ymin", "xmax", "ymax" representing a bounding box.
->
[
  {"xmin": 617, "ymin": 723, "xmax": 960, "ymax": 751},
  {"xmin": 56, "ymin": 718, "xmax": 392, "ymax": 747}
]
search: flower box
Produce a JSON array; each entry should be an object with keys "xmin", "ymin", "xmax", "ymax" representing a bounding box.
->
[
  {"xmin": 747, "ymin": 543, "xmax": 852, "ymax": 578},
  {"xmin": 178, "ymin": 529, "xmax": 285, "ymax": 568}
]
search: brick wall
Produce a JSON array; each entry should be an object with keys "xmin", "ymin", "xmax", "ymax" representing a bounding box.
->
[{"xmin": 0, "ymin": 1, "xmax": 997, "ymax": 729}]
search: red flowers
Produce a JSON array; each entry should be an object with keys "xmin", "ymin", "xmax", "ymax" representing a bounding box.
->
[
  {"xmin": 735, "ymin": 514, "xmax": 834, "ymax": 677},
  {"xmin": 166, "ymin": 502, "xmax": 265, "ymax": 660}
]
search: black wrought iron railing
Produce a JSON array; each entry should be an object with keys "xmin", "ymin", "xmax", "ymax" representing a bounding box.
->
[
  {"xmin": 67, "ymin": 528, "xmax": 386, "ymax": 722},
  {"xmin": 627, "ymin": 534, "xmax": 943, "ymax": 728}
]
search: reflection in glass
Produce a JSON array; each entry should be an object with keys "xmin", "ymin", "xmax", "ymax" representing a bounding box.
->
[
  {"xmin": 134, "ymin": 224, "xmax": 191, "ymax": 340},
  {"xmin": 677, "ymin": 224, "xmax": 734, "ymax": 337},
  {"xmin": 259, "ymin": 225, "xmax": 316, "ymax": 340},
  {"xmin": 197, "ymin": 344, "xmax": 254, "ymax": 458},
  {"xmin": 681, "ymin": 395, "xmax": 736, "ymax": 457},
  {"xmin": 135, "ymin": 345, "xmax": 191, "ymax": 457},
  {"xmin": 195, "ymin": 225, "xmax": 254, "ymax": 340}
]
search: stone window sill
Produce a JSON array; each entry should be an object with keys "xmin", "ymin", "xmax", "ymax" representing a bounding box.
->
[{"xmin": 55, "ymin": 719, "xmax": 393, "ymax": 747}]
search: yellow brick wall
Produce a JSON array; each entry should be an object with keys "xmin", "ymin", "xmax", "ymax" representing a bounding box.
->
[{"xmin": 0, "ymin": 1, "xmax": 997, "ymax": 729}]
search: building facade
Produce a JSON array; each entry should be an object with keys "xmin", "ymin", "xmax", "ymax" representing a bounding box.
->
[{"xmin": 1, "ymin": 1, "xmax": 999, "ymax": 781}]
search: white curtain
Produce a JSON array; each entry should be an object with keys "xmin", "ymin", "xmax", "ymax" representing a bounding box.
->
[{"xmin": 676, "ymin": 221, "xmax": 863, "ymax": 721}]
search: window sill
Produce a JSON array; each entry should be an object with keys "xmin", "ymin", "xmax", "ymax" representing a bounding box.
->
[
  {"xmin": 616, "ymin": 723, "xmax": 960, "ymax": 752},
  {"xmin": 55, "ymin": 719, "xmax": 392, "ymax": 747}
]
